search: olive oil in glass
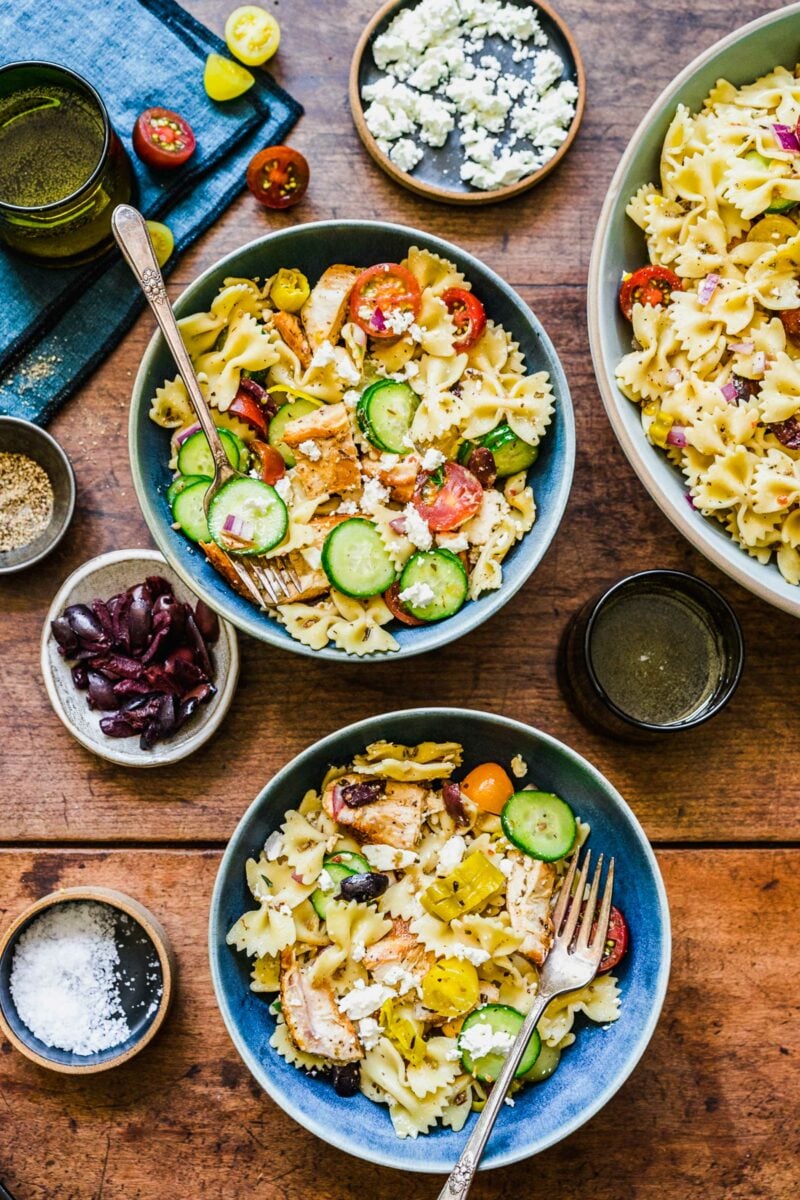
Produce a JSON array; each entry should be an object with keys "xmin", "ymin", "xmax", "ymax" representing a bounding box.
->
[{"xmin": 0, "ymin": 62, "xmax": 134, "ymax": 265}]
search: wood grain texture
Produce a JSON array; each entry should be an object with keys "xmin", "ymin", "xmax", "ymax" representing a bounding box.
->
[
  {"xmin": 1, "ymin": 0, "xmax": 798, "ymax": 845},
  {"xmin": 0, "ymin": 847, "xmax": 796, "ymax": 1200}
]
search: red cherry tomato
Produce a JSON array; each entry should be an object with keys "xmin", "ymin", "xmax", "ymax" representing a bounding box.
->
[
  {"xmin": 597, "ymin": 906, "xmax": 629, "ymax": 973},
  {"xmin": 442, "ymin": 287, "xmax": 487, "ymax": 351},
  {"xmin": 619, "ymin": 265, "xmax": 682, "ymax": 320},
  {"xmin": 413, "ymin": 461, "xmax": 483, "ymax": 532},
  {"xmin": 349, "ymin": 263, "xmax": 422, "ymax": 339},
  {"xmin": 229, "ymin": 386, "xmax": 269, "ymax": 437},
  {"xmin": 250, "ymin": 440, "xmax": 286, "ymax": 485},
  {"xmin": 246, "ymin": 145, "xmax": 309, "ymax": 209},
  {"xmin": 132, "ymin": 108, "xmax": 196, "ymax": 169},
  {"xmin": 383, "ymin": 582, "xmax": 428, "ymax": 626}
]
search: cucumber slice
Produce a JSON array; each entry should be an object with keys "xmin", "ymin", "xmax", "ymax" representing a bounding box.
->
[
  {"xmin": 310, "ymin": 862, "xmax": 357, "ymax": 920},
  {"xmin": 325, "ymin": 849, "xmax": 371, "ymax": 873},
  {"xmin": 398, "ymin": 549, "xmax": 468, "ymax": 621},
  {"xmin": 224, "ymin": 428, "xmax": 250, "ymax": 472},
  {"xmin": 269, "ymin": 398, "xmax": 321, "ymax": 466},
  {"xmin": 521, "ymin": 1041, "xmax": 561, "ymax": 1084},
  {"xmin": 177, "ymin": 428, "xmax": 241, "ymax": 478},
  {"xmin": 745, "ymin": 151, "xmax": 799, "ymax": 214},
  {"xmin": 167, "ymin": 474, "xmax": 210, "ymax": 507},
  {"xmin": 357, "ymin": 380, "xmax": 419, "ymax": 454},
  {"xmin": 321, "ymin": 518, "xmax": 396, "ymax": 598},
  {"xmin": 458, "ymin": 1004, "xmax": 540, "ymax": 1084},
  {"xmin": 172, "ymin": 479, "xmax": 211, "ymax": 543},
  {"xmin": 480, "ymin": 423, "xmax": 539, "ymax": 476},
  {"xmin": 207, "ymin": 478, "xmax": 288, "ymax": 557},
  {"xmin": 501, "ymin": 791, "xmax": 577, "ymax": 862}
]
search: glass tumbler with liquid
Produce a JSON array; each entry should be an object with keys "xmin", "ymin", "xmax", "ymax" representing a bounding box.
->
[{"xmin": 0, "ymin": 61, "xmax": 134, "ymax": 265}]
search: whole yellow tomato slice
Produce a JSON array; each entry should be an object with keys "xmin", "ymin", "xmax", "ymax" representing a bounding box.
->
[{"xmin": 225, "ymin": 5, "xmax": 281, "ymax": 66}]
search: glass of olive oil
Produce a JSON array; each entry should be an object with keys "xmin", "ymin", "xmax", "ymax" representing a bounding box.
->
[
  {"xmin": 557, "ymin": 570, "xmax": 744, "ymax": 740},
  {"xmin": 0, "ymin": 61, "xmax": 134, "ymax": 266}
]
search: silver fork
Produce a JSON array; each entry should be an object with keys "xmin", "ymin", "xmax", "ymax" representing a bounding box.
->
[
  {"xmin": 111, "ymin": 204, "xmax": 303, "ymax": 607},
  {"xmin": 438, "ymin": 849, "xmax": 615, "ymax": 1200}
]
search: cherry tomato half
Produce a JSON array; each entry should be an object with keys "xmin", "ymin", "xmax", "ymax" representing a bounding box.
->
[
  {"xmin": 229, "ymin": 386, "xmax": 269, "ymax": 437},
  {"xmin": 780, "ymin": 308, "xmax": 800, "ymax": 342},
  {"xmin": 349, "ymin": 263, "xmax": 422, "ymax": 339},
  {"xmin": 597, "ymin": 906, "xmax": 629, "ymax": 973},
  {"xmin": 460, "ymin": 762, "xmax": 514, "ymax": 815},
  {"xmin": 246, "ymin": 146, "xmax": 310, "ymax": 210},
  {"xmin": 250, "ymin": 440, "xmax": 286, "ymax": 486},
  {"xmin": 225, "ymin": 5, "xmax": 281, "ymax": 66},
  {"xmin": 133, "ymin": 108, "xmax": 196, "ymax": 169},
  {"xmin": 619, "ymin": 265, "xmax": 682, "ymax": 321},
  {"xmin": 413, "ymin": 461, "xmax": 483, "ymax": 532},
  {"xmin": 442, "ymin": 287, "xmax": 487, "ymax": 351},
  {"xmin": 383, "ymin": 582, "xmax": 428, "ymax": 626}
]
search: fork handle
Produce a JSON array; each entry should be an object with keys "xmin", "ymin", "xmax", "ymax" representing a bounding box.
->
[
  {"xmin": 111, "ymin": 204, "xmax": 230, "ymax": 476},
  {"xmin": 436, "ymin": 990, "xmax": 552, "ymax": 1200}
]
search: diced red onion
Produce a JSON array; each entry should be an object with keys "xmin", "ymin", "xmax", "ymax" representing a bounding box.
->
[
  {"xmin": 752, "ymin": 351, "xmax": 766, "ymax": 376},
  {"xmin": 720, "ymin": 381, "xmax": 738, "ymax": 404},
  {"xmin": 772, "ymin": 123, "xmax": 800, "ymax": 153},
  {"xmin": 372, "ymin": 307, "xmax": 387, "ymax": 332},
  {"xmin": 666, "ymin": 368, "xmax": 682, "ymax": 386},
  {"xmin": 697, "ymin": 274, "xmax": 720, "ymax": 305},
  {"xmin": 666, "ymin": 425, "xmax": 687, "ymax": 448},
  {"xmin": 728, "ymin": 339, "xmax": 754, "ymax": 355},
  {"xmin": 389, "ymin": 516, "xmax": 408, "ymax": 534},
  {"xmin": 685, "ymin": 492, "xmax": 697, "ymax": 510},
  {"xmin": 222, "ymin": 513, "xmax": 254, "ymax": 541},
  {"xmin": 175, "ymin": 422, "xmax": 200, "ymax": 445}
]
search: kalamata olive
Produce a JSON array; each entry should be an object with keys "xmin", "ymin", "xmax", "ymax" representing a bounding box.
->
[
  {"xmin": 442, "ymin": 780, "xmax": 469, "ymax": 826},
  {"xmin": 769, "ymin": 415, "xmax": 800, "ymax": 448},
  {"xmin": 91, "ymin": 599, "xmax": 115, "ymax": 639},
  {"xmin": 338, "ymin": 872, "xmax": 389, "ymax": 903},
  {"xmin": 194, "ymin": 599, "xmax": 220, "ymax": 644},
  {"xmin": 731, "ymin": 374, "xmax": 759, "ymax": 405},
  {"xmin": 185, "ymin": 611, "xmax": 213, "ymax": 677},
  {"xmin": 64, "ymin": 603, "xmax": 104, "ymax": 642},
  {"xmin": 51, "ymin": 615, "xmax": 77, "ymax": 651},
  {"xmin": 99, "ymin": 713, "xmax": 136, "ymax": 738},
  {"xmin": 330, "ymin": 1063, "xmax": 361, "ymax": 1097},
  {"xmin": 466, "ymin": 446, "xmax": 497, "ymax": 488},
  {"xmin": 71, "ymin": 664, "xmax": 88, "ymax": 690},
  {"xmin": 87, "ymin": 670, "xmax": 119, "ymax": 711},
  {"xmin": 340, "ymin": 780, "xmax": 385, "ymax": 807},
  {"xmin": 128, "ymin": 595, "xmax": 153, "ymax": 653}
]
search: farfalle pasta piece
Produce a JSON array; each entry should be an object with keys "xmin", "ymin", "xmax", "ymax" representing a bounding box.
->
[
  {"xmin": 403, "ymin": 245, "xmax": 466, "ymax": 295},
  {"xmin": 758, "ymin": 351, "xmax": 800, "ymax": 423},
  {"xmin": 149, "ymin": 375, "xmax": 196, "ymax": 428}
]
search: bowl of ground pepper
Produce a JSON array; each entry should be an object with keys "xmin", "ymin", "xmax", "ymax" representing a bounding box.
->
[{"xmin": 0, "ymin": 415, "xmax": 76, "ymax": 573}]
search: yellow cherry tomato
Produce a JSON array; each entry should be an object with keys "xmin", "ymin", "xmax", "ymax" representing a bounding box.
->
[
  {"xmin": 746, "ymin": 214, "xmax": 797, "ymax": 244},
  {"xmin": 204, "ymin": 52, "xmax": 255, "ymax": 101},
  {"xmin": 225, "ymin": 5, "xmax": 281, "ymax": 66},
  {"xmin": 146, "ymin": 220, "xmax": 174, "ymax": 267},
  {"xmin": 421, "ymin": 958, "xmax": 480, "ymax": 1018},
  {"xmin": 270, "ymin": 267, "xmax": 310, "ymax": 313},
  {"xmin": 460, "ymin": 762, "xmax": 514, "ymax": 815}
]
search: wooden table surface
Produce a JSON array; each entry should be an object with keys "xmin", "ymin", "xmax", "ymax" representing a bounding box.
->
[{"xmin": 1, "ymin": 0, "xmax": 798, "ymax": 1196}]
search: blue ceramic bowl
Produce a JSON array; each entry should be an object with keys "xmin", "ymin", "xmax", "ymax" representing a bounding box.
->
[
  {"xmin": 129, "ymin": 221, "xmax": 575, "ymax": 659},
  {"xmin": 209, "ymin": 708, "xmax": 670, "ymax": 1173},
  {"xmin": 588, "ymin": 3, "xmax": 800, "ymax": 619}
]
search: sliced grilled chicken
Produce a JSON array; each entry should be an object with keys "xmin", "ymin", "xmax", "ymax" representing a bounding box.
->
[
  {"xmin": 300, "ymin": 264, "xmax": 362, "ymax": 350},
  {"xmin": 362, "ymin": 918, "xmax": 434, "ymax": 980},
  {"xmin": 273, "ymin": 311, "xmax": 312, "ymax": 369},
  {"xmin": 282, "ymin": 402, "xmax": 361, "ymax": 498},
  {"xmin": 279, "ymin": 947, "xmax": 362, "ymax": 1063},
  {"xmin": 505, "ymin": 850, "xmax": 557, "ymax": 965},
  {"xmin": 322, "ymin": 773, "xmax": 425, "ymax": 850},
  {"xmin": 362, "ymin": 456, "xmax": 419, "ymax": 504}
]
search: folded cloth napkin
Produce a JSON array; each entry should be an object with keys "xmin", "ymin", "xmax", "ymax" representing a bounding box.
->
[{"xmin": 0, "ymin": 0, "xmax": 302, "ymax": 425}]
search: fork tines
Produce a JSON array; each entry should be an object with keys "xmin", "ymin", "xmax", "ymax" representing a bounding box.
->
[
  {"xmin": 553, "ymin": 848, "xmax": 615, "ymax": 961},
  {"xmin": 223, "ymin": 551, "xmax": 304, "ymax": 607}
]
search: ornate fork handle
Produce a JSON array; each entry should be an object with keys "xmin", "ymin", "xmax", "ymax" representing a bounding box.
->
[
  {"xmin": 437, "ymin": 990, "xmax": 553, "ymax": 1200},
  {"xmin": 111, "ymin": 204, "xmax": 231, "ymax": 481}
]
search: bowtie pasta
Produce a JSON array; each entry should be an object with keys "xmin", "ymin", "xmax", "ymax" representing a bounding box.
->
[
  {"xmin": 149, "ymin": 249, "xmax": 554, "ymax": 654},
  {"xmin": 227, "ymin": 742, "xmax": 624, "ymax": 1139},
  {"xmin": 616, "ymin": 64, "xmax": 800, "ymax": 584}
]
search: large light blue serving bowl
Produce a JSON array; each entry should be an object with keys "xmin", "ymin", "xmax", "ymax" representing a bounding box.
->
[
  {"xmin": 209, "ymin": 708, "xmax": 670, "ymax": 1173},
  {"xmin": 129, "ymin": 221, "xmax": 574, "ymax": 659},
  {"xmin": 589, "ymin": 3, "xmax": 800, "ymax": 619}
]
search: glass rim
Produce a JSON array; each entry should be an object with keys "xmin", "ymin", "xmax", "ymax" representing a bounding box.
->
[
  {"xmin": 581, "ymin": 568, "xmax": 745, "ymax": 733},
  {"xmin": 0, "ymin": 60, "xmax": 111, "ymax": 215}
]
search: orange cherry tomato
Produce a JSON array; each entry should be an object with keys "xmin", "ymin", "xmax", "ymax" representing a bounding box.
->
[
  {"xmin": 349, "ymin": 263, "xmax": 422, "ymax": 339},
  {"xmin": 250, "ymin": 440, "xmax": 286, "ymax": 485},
  {"xmin": 383, "ymin": 582, "xmax": 428, "ymax": 626},
  {"xmin": 246, "ymin": 145, "xmax": 309, "ymax": 209},
  {"xmin": 460, "ymin": 762, "xmax": 514, "ymax": 815}
]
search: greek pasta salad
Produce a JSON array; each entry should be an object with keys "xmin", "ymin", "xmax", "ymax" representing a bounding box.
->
[
  {"xmin": 227, "ymin": 742, "xmax": 627, "ymax": 1139},
  {"xmin": 617, "ymin": 63, "xmax": 800, "ymax": 586},
  {"xmin": 149, "ymin": 248, "xmax": 553, "ymax": 656}
]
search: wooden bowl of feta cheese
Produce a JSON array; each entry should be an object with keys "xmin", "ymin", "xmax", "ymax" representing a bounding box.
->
[{"xmin": 350, "ymin": 0, "xmax": 585, "ymax": 204}]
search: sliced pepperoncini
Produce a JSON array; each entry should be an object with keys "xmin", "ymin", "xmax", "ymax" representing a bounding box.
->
[
  {"xmin": 379, "ymin": 999, "xmax": 426, "ymax": 1066},
  {"xmin": 421, "ymin": 958, "xmax": 480, "ymax": 1018},
  {"xmin": 420, "ymin": 851, "xmax": 505, "ymax": 922}
]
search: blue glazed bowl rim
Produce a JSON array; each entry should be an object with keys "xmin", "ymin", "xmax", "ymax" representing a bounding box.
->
[
  {"xmin": 587, "ymin": 2, "xmax": 800, "ymax": 619},
  {"xmin": 208, "ymin": 706, "xmax": 672, "ymax": 1172},
  {"xmin": 129, "ymin": 219, "xmax": 576, "ymax": 660}
]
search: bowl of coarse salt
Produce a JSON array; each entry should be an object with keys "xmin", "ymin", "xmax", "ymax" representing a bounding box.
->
[{"xmin": 0, "ymin": 888, "xmax": 174, "ymax": 1074}]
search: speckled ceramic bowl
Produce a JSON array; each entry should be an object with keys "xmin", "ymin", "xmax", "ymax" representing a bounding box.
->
[
  {"xmin": 0, "ymin": 415, "xmax": 76, "ymax": 574},
  {"xmin": 589, "ymin": 3, "xmax": 800, "ymax": 618},
  {"xmin": 129, "ymin": 221, "xmax": 575, "ymax": 660},
  {"xmin": 41, "ymin": 548, "xmax": 239, "ymax": 767},
  {"xmin": 209, "ymin": 708, "xmax": 670, "ymax": 1174}
]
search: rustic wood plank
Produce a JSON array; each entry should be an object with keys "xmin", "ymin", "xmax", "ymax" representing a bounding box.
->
[
  {"xmin": 0, "ymin": 847, "xmax": 796, "ymax": 1200},
  {"xmin": 2, "ymin": 0, "xmax": 798, "ymax": 845}
]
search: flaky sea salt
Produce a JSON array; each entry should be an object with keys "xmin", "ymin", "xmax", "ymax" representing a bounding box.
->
[{"xmin": 10, "ymin": 902, "xmax": 131, "ymax": 1055}]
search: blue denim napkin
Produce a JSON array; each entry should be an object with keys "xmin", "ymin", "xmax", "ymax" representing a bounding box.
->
[{"xmin": 0, "ymin": 0, "xmax": 302, "ymax": 424}]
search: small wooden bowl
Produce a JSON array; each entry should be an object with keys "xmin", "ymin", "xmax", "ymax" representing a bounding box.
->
[
  {"xmin": 349, "ymin": 0, "xmax": 586, "ymax": 206},
  {"xmin": 0, "ymin": 887, "xmax": 175, "ymax": 1074}
]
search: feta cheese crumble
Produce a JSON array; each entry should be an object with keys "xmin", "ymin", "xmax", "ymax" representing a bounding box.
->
[
  {"xmin": 264, "ymin": 831, "xmax": 283, "ymax": 860},
  {"xmin": 380, "ymin": 964, "xmax": 418, "ymax": 995},
  {"xmin": 357, "ymin": 1016, "xmax": 382, "ymax": 1050},
  {"xmin": 361, "ymin": 476, "xmax": 390, "ymax": 512},
  {"xmin": 298, "ymin": 439, "xmax": 322, "ymax": 462},
  {"xmin": 338, "ymin": 980, "xmax": 395, "ymax": 1020},
  {"xmin": 403, "ymin": 502, "xmax": 433, "ymax": 550},
  {"xmin": 398, "ymin": 580, "xmax": 436, "ymax": 608},
  {"xmin": 449, "ymin": 942, "xmax": 491, "ymax": 967},
  {"xmin": 273, "ymin": 475, "xmax": 292, "ymax": 503},
  {"xmin": 316, "ymin": 868, "xmax": 335, "ymax": 892},
  {"xmin": 420, "ymin": 447, "xmax": 446, "ymax": 471},
  {"xmin": 437, "ymin": 834, "xmax": 467, "ymax": 873},
  {"xmin": 458, "ymin": 1022, "xmax": 514, "ymax": 1058},
  {"xmin": 363, "ymin": 844, "xmax": 418, "ymax": 871},
  {"xmin": 335, "ymin": 499, "xmax": 359, "ymax": 515}
]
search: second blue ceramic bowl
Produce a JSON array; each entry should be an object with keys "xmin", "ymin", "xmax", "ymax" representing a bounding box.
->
[
  {"xmin": 209, "ymin": 708, "xmax": 670, "ymax": 1173},
  {"xmin": 129, "ymin": 221, "xmax": 574, "ymax": 660}
]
